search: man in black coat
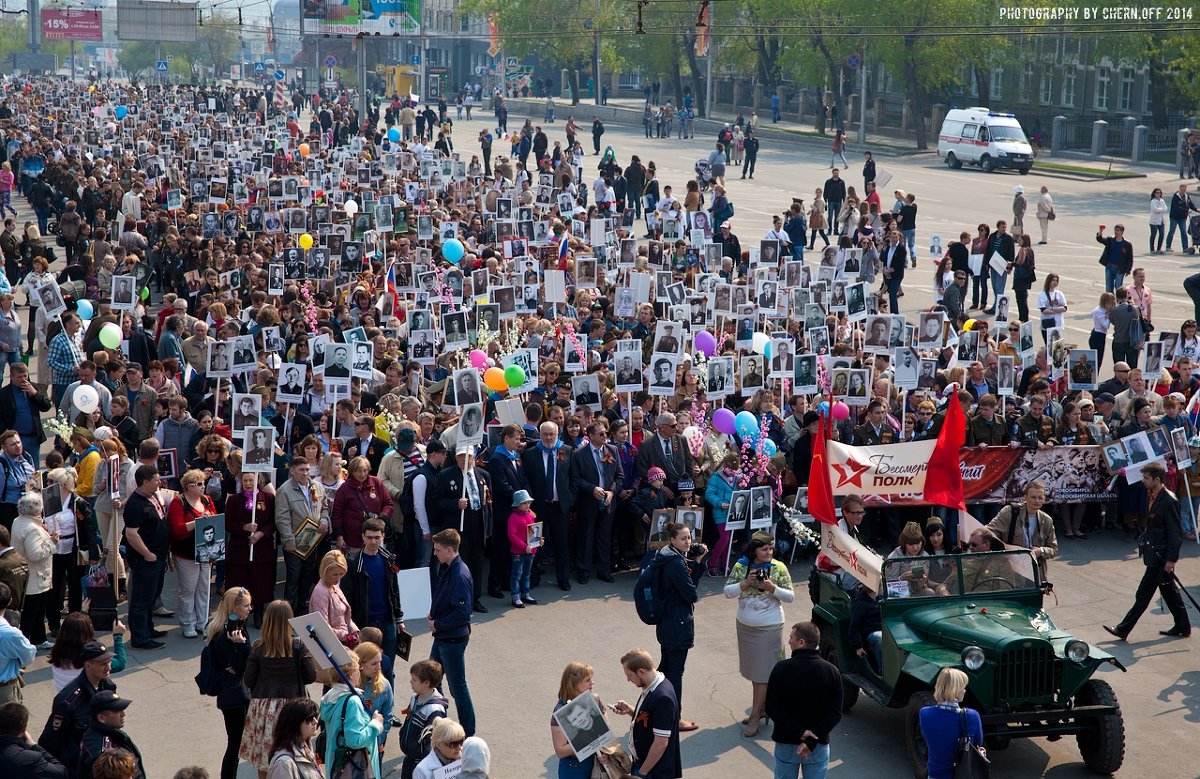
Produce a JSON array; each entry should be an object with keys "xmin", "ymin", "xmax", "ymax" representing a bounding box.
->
[
  {"xmin": 432, "ymin": 446, "xmax": 492, "ymax": 611},
  {"xmin": 569, "ymin": 422, "xmax": 623, "ymax": 584},
  {"xmin": 270, "ymin": 404, "xmax": 315, "ymax": 455},
  {"xmin": 765, "ymin": 621, "xmax": 844, "ymax": 776},
  {"xmin": 1105, "ymin": 462, "xmax": 1190, "ymax": 639},
  {"xmin": 624, "ymin": 156, "xmax": 646, "ymax": 217},
  {"xmin": 822, "ymin": 169, "xmax": 846, "ymax": 234},
  {"xmin": 485, "ymin": 425, "xmax": 528, "ymax": 599},
  {"xmin": 77, "ymin": 692, "xmax": 145, "ymax": 779},
  {"xmin": 741, "ymin": 132, "xmax": 760, "ymax": 179},
  {"xmin": 0, "ymin": 363, "xmax": 52, "ymax": 454},
  {"xmin": 0, "ymin": 702, "xmax": 65, "ymax": 778},
  {"xmin": 881, "ymin": 228, "xmax": 908, "ymax": 316},
  {"xmin": 981, "ymin": 222, "xmax": 1016, "ymax": 315},
  {"xmin": 343, "ymin": 415, "xmax": 388, "ymax": 474},
  {"xmin": 38, "ymin": 641, "xmax": 117, "ymax": 772},
  {"xmin": 521, "ymin": 422, "xmax": 574, "ymax": 590}
]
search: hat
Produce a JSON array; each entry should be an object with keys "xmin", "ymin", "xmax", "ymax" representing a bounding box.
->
[
  {"xmin": 455, "ymin": 443, "xmax": 476, "ymax": 456},
  {"xmin": 802, "ymin": 411, "xmax": 821, "ymax": 427},
  {"xmin": 125, "ymin": 362, "xmax": 143, "ymax": 373},
  {"xmin": 1095, "ymin": 392, "xmax": 1117, "ymax": 405},
  {"xmin": 751, "ymin": 530, "xmax": 775, "ymax": 544},
  {"xmin": 512, "ymin": 489, "xmax": 533, "ymax": 507},
  {"xmin": 900, "ymin": 521, "xmax": 925, "ymax": 546},
  {"xmin": 461, "ymin": 736, "xmax": 492, "ymax": 775},
  {"xmin": 79, "ymin": 640, "xmax": 114, "ymax": 663},
  {"xmin": 70, "ymin": 426, "xmax": 93, "ymax": 442},
  {"xmin": 396, "ymin": 428, "xmax": 416, "ymax": 447},
  {"xmin": 90, "ymin": 690, "xmax": 132, "ymax": 715},
  {"xmin": 647, "ymin": 467, "xmax": 667, "ymax": 483},
  {"xmin": 93, "ymin": 426, "xmax": 114, "ymax": 441},
  {"xmin": 1014, "ymin": 185, "xmax": 1024, "ymax": 194}
]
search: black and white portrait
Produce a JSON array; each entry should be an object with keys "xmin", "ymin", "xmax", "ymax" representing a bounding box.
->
[
  {"xmin": 242, "ymin": 427, "xmax": 276, "ymax": 472},
  {"xmin": 277, "ymin": 363, "xmax": 306, "ymax": 403},
  {"xmin": 110, "ymin": 275, "xmax": 137, "ymax": 309},
  {"xmin": 572, "ymin": 375, "xmax": 602, "ymax": 411}
]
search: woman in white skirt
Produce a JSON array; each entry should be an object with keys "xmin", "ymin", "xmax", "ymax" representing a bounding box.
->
[{"xmin": 724, "ymin": 530, "xmax": 794, "ymax": 737}]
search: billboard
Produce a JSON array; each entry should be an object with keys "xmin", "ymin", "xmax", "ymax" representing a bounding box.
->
[
  {"xmin": 117, "ymin": 0, "xmax": 197, "ymax": 43},
  {"xmin": 42, "ymin": 9, "xmax": 104, "ymax": 41},
  {"xmin": 304, "ymin": 0, "xmax": 420, "ymax": 36}
]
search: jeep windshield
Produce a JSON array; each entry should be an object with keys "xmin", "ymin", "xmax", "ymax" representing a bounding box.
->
[{"xmin": 882, "ymin": 550, "xmax": 1039, "ymax": 599}]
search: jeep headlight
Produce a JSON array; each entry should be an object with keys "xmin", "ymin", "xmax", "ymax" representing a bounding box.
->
[
  {"xmin": 961, "ymin": 646, "xmax": 986, "ymax": 671},
  {"xmin": 1066, "ymin": 640, "xmax": 1090, "ymax": 663}
]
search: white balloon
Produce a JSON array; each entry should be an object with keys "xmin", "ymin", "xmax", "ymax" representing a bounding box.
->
[
  {"xmin": 74, "ymin": 384, "xmax": 99, "ymax": 415},
  {"xmin": 344, "ymin": 199, "xmax": 359, "ymax": 216}
]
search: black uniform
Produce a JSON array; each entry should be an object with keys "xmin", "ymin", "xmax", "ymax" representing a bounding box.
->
[
  {"xmin": 432, "ymin": 465, "xmax": 492, "ymax": 604},
  {"xmin": 1110, "ymin": 486, "xmax": 1190, "ymax": 637},
  {"xmin": 37, "ymin": 673, "xmax": 116, "ymax": 776},
  {"xmin": 78, "ymin": 722, "xmax": 145, "ymax": 779}
]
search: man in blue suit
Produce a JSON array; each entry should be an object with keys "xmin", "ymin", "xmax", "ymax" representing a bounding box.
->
[
  {"xmin": 571, "ymin": 422, "xmax": 624, "ymax": 584},
  {"xmin": 521, "ymin": 421, "xmax": 575, "ymax": 590},
  {"xmin": 485, "ymin": 424, "xmax": 528, "ymax": 599}
]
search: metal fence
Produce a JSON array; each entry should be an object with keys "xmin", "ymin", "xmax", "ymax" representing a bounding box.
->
[
  {"xmin": 1104, "ymin": 124, "xmax": 1133, "ymax": 155},
  {"xmin": 1060, "ymin": 121, "xmax": 1093, "ymax": 151}
]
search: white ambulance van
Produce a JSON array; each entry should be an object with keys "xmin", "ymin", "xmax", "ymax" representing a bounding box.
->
[{"xmin": 937, "ymin": 108, "xmax": 1034, "ymax": 175}]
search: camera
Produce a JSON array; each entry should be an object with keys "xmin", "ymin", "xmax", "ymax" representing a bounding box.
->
[
  {"xmin": 755, "ymin": 568, "xmax": 769, "ymax": 582},
  {"xmin": 686, "ymin": 543, "xmax": 705, "ymax": 560}
]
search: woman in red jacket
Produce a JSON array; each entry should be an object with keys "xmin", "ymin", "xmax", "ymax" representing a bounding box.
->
[
  {"xmin": 331, "ymin": 455, "xmax": 393, "ymax": 552},
  {"xmin": 168, "ymin": 468, "xmax": 219, "ymax": 638}
]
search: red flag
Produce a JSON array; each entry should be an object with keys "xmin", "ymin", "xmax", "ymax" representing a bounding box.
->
[
  {"xmin": 923, "ymin": 397, "xmax": 967, "ymax": 510},
  {"xmin": 808, "ymin": 413, "xmax": 838, "ymax": 525}
]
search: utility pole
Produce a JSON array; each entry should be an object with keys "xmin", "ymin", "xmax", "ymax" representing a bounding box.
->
[
  {"xmin": 592, "ymin": 0, "xmax": 601, "ymax": 106},
  {"xmin": 705, "ymin": 2, "xmax": 714, "ymax": 119},
  {"xmin": 27, "ymin": 0, "xmax": 41, "ymax": 54},
  {"xmin": 858, "ymin": 39, "xmax": 867, "ymax": 146}
]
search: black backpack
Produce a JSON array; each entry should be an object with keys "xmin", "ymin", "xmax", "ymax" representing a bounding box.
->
[
  {"xmin": 194, "ymin": 642, "xmax": 221, "ymax": 696},
  {"xmin": 633, "ymin": 550, "xmax": 665, "ymax": 625}
]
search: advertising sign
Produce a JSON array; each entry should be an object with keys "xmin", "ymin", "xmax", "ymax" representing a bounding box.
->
[
  {"xmin": 304, "ymin": 0, "xmax": 420, "ymax": 36},
  {"xmin": 42, "ymin": 9, "xmax": 104, "ymax": 41}
]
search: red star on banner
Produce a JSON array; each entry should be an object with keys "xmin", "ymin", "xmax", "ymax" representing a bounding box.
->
[{"xmin": 832, "ymin": 457, "xmax": 872, "ymax": 489}]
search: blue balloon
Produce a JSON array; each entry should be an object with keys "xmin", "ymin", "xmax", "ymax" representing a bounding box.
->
[
  {"xmin": 761, "ymin": 438, "xmax": 778, "ymax": 457},
  {"xmin": 115, "ymin": 105, "xmax": 128, "ymax": 120},
  {"xmin": 817, "ymin": 401, "xmax": 831, "ymax": 415},
  {"xmin": 387, "ymin": 127, "xmax": 401, "ymax": 142},
  {"xmin": 735, "ymin": 410, "xmax": 759, "ymax": 438},
  {"xmin": 441, "ymin": 238, "xmax": 465, "ymax": 264},
  {"xmin": 763, "ymin": 340, "xmax": 772, "ymax": 361},
  {"xmin": 76, "ymin": 300, "xmax": 94, "ymax": 320}
]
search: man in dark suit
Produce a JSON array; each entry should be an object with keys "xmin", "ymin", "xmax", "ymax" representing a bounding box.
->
[
  {"xmin": 881, "ymin": 227, "xmax": 907, "ymax": 315},
  {"xmin": 344, "ymin": 415, "xmax": 388, "ymax": 474},
  {"xmin": 270, "ymin": 403, "xmax": 316, "ymax": 454},
  {"xmin": 634, "ymin": 412, "xmax": 694, "ymax": 502},
  {"xmin": 570, "ymin": 421, "xmax": 624, "ymax": 584},
  {"xmin": 521, "ymin": 422, "xmax": 575, "ymax": 590},
  {"xmin": 1105, "ymin": 462, "xmax": 1190, "ymax": 640},
  {"xmin": 485, "ymin": 424, "xmax": 528, "ymax": 599}
]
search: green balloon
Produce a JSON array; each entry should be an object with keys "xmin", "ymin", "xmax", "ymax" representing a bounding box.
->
[
  {"xmin": 140, "ymin": 286, "xmax": 150, "ymax": 300},
  {"xmin": 98, "ymin": 323, "xmax": 122, "ymax": 350},
  {"xmin": 503, "ymin": 364, "xmax": 526, "ymax": 388}
]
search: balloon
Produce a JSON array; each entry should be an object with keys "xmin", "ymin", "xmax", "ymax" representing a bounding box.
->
[
  {"xmin": 763, "ymin": 339, "xmax": 773, "ymax": 361},
  {"xmin": 387, "ymin": 127, "xmax": 401, "ymax": 142},
  {"xmin": 114, "ymin": 105, "xmax": 127, "ymax": 120},
  {"xmin": 299, "ymin": 233, "xmax": 314, "ymax": 250},
  {"xmin": 694, "ymin": 330, "xmax": 716, "ymax": 357},
  {"xmin": 751, "ymin": 332, "xmax": 770, "ymax": 355},
  {"xmin": 832, "ymin": 401, "xmax": 850, "ymax": 421},
  {"xmin": 140, "ymin": 286, "xmax": 149, "ymax": 300},
  {"xmin": 343, "ymin": 199, "xmax": 358, "ymax": 216},
  {"xmin": 504, "ymin": 364, "xmax": 526, "ymax": 388},
  {"xmin": 761, "ymin": 438, "xmax": 778, "ymax": 457},
  {"xmin": 98, "ymin": 322, "xmax": 122, "ymax": 350},
  {"xmin": 75, "ymin": 300, "xmax": 93, "ymax": 320},
  {"xmin": 963, "ymin": 318, "xmax": 976, "ymax": 332},
  {"xmin": 73, "ymin": 384, "xmax": 99, "ymax": 414},
  {"xmin": 442, "ymin": 238, "xmax": 465, "ymax": 264},
  {"xmin": 469, "ymin": 349, "xmax": 489, "ymax": 370},
  {"xmin": 298, "ymin": 142, "xmax": 310, "ymax": 157},
  {"xmin": 483, "ymin": 367, "xmax": 508, "ymax": 393},
  {"xmin": 735, "ymin": 410, "xmax": 759, "ymax": 438},
  {"xmin": 817, "ymin": 401, "xmax": 831, "ymax": 415},
  {"xmin": 712, "ymin": 407, "xmax": 736, "ymax": 435}
]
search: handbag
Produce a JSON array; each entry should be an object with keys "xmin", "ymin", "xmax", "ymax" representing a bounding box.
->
[
  {"xmin": 953, "ymin": 709, "xmax": 990, "ymax": 779},
  {"xmin": 328, "ymin": 694, "xmax": 377, "ymax": 779},
  {"xmin": 1048, "ymin": 208, "xmax": 1056, "ymax": 221}
]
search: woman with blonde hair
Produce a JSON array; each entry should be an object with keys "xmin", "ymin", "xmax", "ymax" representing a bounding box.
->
[
  {"xmin": 318, "ymin": 653, "xmax": 385, "ymax": 777},
  {"xmin": 207, "ymin": 587, "xmax": 253, "ymax": 779},
  {"xmin": 241, "ymin": 600, "xmax": 319, "ymax": 779},
  {"xmin": 919, "ymin": 668, "xmax": 984, "ymax": 779},
  {"xmin": 169, "ymin": 468, "xmax": 220, "ymax": 638},
  {"xmin": 354, "ymin": 641, "xmax": 394, "ymax": 755},
  {"xmin": 414, "ymin": 718, "xmax": 467, "ymax": 779},
  {"xmin": 309, "ymin": 550, "xmax": 357, "ymax": 644},
  {"xmin": 550, "ymin": 662, "xmax": 604, "ymax": 779}
]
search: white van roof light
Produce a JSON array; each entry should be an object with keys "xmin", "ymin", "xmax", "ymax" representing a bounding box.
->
[{"xmin": 987, "ymin": 112, "xmax": 1016, "ymax": 118}]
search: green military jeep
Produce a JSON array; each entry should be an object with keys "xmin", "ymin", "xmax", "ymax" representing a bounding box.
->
[{"xmin": 811, "ymin": 549, "xmax": 1126, "ymax": 777}]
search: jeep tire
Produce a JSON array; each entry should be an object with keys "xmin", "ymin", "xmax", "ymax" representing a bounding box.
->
[
  {"xmin": 904, "ymin": 690, "xmax": 937, "ymax": 779},
  {"xmin": 818, "ymin": 627, "xmax": 859, "ymax": 711},
  {"xmin": 1075, "ymin": 679, "xmax": 1125, "ymax": 775}
]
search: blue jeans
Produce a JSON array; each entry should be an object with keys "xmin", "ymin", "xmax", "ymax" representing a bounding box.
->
[
  {"xmin": 902, "ymin": 229, "xmax": 916, "ymax": 259},
  {"xmin": 1104, "ymin": 265, "xmax": 1125, "ymax": 293},
  {"xmin": 866, "ymin": 631, "xmax": 883, "ymax": 669},
  {"xmin": 431, "ymin": 638, "xmax": 475, "ymax": 736},
  {"xmin": 791, "ymin": 246, "xmax": 805, "ymax": 263},
  {"xmin": 831, "ymin": 150, "xmax": 849, "ymax": 168},
  {"xmin": 773, "ymin": 742, "xmax": 830, "ymax": 779},
  {"xmin": 989, "ymin": 269, "xmax": 1008, "ymax": 302},
  {"xmin": 1167, "ymin": 217, "xmax": 1189, "ymax": 250},
  {"xmin": 1150, "ymin": 223, "xmax": 1164, "ymax": 252},
  {"xmin": 368, "ymin": 617, "xmax": 398, "ymax": 688},
  {"xmin": 128, "ymin": 555, "xmax": 165, "ymax": 645},
  {"xmin": 510, "ymin": 553, "xmax": 533, "ymax": 598},
  {"xmin": 0, "ymin": 350, "xmax": 18, "ymax": 381},
  {"xmin": 886, "ymin": 277, "xmax": 901, "ymax": 314}
]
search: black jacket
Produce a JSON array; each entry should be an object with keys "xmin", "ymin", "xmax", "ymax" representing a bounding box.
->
[
  {"xmin": 343, "ymin": 547, "xmax": 404, "ymax": 627},
  {"xmin": 270, "ymin": 411, "xmax": 315, "ymax": 454},
  {"xmin": 822, "ymin": 177, "xmax": 846, "ymax": 203},
  {"xmin": 1096, "ymin": 234, "xmax": 1134, "ymax": 275},
  {"xmin": 209, "ymin": 626, "xmax": 252, "ymax": 711},
  {"xmin": 37, "ymin": 672, "xmax": 116, "ymax": 773},
  {"xmin": 0, "ymin": 385, "xmax": 53, "ymax": 444},
  {"xmin": 649, "ymin": 545, "xmax": 704, "ymax": 649},
  {"xmin": 77, "ymin": 723, "xmax": 144, "ymax": 779},
  {"xmin": 0, "ymin": 736, "xmax": 66, "ymax": 778},
  {"xmin": 765, "ymin": 649, "xmax": 843, "ymax": 746},
  {"xmin": 1141, "ymin": 487, "xmax": 1183, "ymax": 567}
]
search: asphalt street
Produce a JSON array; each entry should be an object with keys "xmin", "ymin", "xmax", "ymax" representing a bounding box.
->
[{"xmin": 13, "ymin": 107, "xmax": 1199, "ymax": 778}]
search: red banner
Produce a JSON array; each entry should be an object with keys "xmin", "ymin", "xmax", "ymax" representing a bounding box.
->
[
  {"xmin": 42, "ymin": 9, "xmax": 103, "ymax": 41},
  {"xmin": 859, "ymin": 446, "xmax": 1111, "ymax": 506}
]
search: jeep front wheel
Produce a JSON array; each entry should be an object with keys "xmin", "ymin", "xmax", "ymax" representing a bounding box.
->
[
  {"xmin": 1075, "ymin": 679, "xmax": 1125, "ymax": 775},
  {"xmin": 818, "ymin": 629, "xmax": 859, "ymax": 711},
  {"xmin": 904, "ymin": 691, "xmax": 936, "ymax": 779}
]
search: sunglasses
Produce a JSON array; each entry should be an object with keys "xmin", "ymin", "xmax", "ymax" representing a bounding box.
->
[{"xmin": 445, "ymin": 739, "xmax": 465, "ymax": 749}]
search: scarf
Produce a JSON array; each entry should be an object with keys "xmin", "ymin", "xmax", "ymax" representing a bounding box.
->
[
  {"xmin": 496, "ymin": 446, "xmax": 519, "ymax": 462},
  {"xmin": 242, "ymin": 490, "xmax": 255, "ymax": 511},
  {"xmin": 535, "ymin": 440, "xmax": 563, "ymax": 454}
]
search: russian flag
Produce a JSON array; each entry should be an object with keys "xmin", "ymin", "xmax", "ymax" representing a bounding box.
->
[
  {"xmin": 1187, "ymin": 389, "xmax": 1200, "ymax": 430},
  {"xmin": 558, "ymin": 235, "xmax": 570, "ymax": 262},
  {"xmin": 384, "ymin": 263, "xmax": 400, "ymax": 311}
]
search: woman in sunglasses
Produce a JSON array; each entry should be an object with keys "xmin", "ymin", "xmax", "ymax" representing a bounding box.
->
[
  {"xmin": 265, "ymin": 697, "xmax": 322, "ymax": 779},
  {"xmin": 414, "ymin": 718, "xmax": 467, "ymax": 779}
]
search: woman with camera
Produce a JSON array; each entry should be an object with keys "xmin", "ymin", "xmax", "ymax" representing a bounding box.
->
[
  {"xmin": 206, "ymin": 587, "xmax": 253, "ymax": 779},
  {"xmin": 645, "ymin": 521, "xmax": 708, "ymax": 732},
  {"xmin": 723, "ymin": 531, "xmax": 795, "ymax": 737}
]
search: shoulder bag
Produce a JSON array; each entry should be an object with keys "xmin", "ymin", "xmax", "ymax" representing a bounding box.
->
[
  {"xmin": 329, "ymin": 694, "xmax": 376, "ymax": 779},
  {"xmin": 953, "ymin": 709, "xmax": 990, "ymax": 779}
]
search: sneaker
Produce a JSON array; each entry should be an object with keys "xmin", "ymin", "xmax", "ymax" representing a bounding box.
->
[
  {"xmin": 512, "ymin": 598, "xmax": 525, "ymax": 608},
  {"xmin": 153, "ymin": 607, "xmax": 175, "ymax": 618},
  {"xmin": 182, "ymin": 629, "xmax": 199, "ymax": 639},
  {"xmin": 36, "ymin": 640, "xmax": 54, "ymax": 651},
  {"xmin": 522, "ymin": 593, "xmax": 538, "ymax": 605}
]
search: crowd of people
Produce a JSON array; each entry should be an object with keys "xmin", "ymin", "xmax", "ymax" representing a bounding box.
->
[{"xmin": 0, "ymin": 69, "xmax": 1187, "ymax": 779}]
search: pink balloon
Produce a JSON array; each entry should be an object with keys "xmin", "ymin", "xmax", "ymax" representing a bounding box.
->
[
  {"xmin": 832, "ymin": 401, "xmax": 851, "ymax": 421},
  {"xmin": 469, "ymin": 349, "xmax": 489, "ymax": 370},
  {"xmin": 712, "ymin": 407, "xmax": 737, "ymax": 436},
  {"xmin": 694, "ymin": 330, "xmax": 716, "ymax": 357}
]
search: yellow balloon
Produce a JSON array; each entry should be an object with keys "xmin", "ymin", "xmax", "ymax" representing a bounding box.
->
[
  {"xmin": 483, "ymin": 367, "xmax": 508, "ymax": 393},
  {"xmin": 298, "ymin": 233, "xmax": 314, "ymax": 250},
  {"xmin": 963, "ymin": 318, "xmax": 976, "ymax": 331},
  {"xmin": 298, "ymin": 142, "xmax": 310, "ymax": 157}
]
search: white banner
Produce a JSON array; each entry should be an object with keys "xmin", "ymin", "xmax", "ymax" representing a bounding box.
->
[
  {"xmin": 820, "ymin": 522, "xmax": 883, "ymax": 593},
  {"xmin": 827, "ymin": 439, "xmax": 937, "ymax": 496}
]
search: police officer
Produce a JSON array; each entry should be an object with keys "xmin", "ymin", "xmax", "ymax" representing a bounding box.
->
[
  {"xmin": 38, "ymin": 641, "xmax": 116, "ymax": 774},
  {"xmin": 77, "ymin": 691, "xmax": 144, "ymax": 779}
]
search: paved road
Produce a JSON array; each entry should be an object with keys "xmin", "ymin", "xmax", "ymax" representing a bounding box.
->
[{"xmin": 14, "ymin": 111, "xmax": 1198, "ymax": 778}]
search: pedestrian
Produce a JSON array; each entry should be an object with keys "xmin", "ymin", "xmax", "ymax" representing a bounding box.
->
[
  {"xmin": 764, "ymin": 621, "xmax": 843, "ymax": 779},
  {"xmin": 0, "ymin": 701, "xmax": 65, "ymax": 776},
  {"xmin": 770, "ymin": 92, "xmax": 780, "ymax": 123},
  {"xmin": 830, "ymin": 129, "xmax": 848, "ymax": 169},
  {"xmin": 263, "ymin": 698, "xmax": 322, "ymax": 779},
  {"xmin": 342, "ymin": 518, "xmax": 405, "ymax": 667},
  {"xmin": 11, "ymin": 493, "xmax": 53, "ymax": 651},
  {"xmin": 1035, "ymin": 185, "xmax": 1053, "ymax": 244},
  {"xmin": 77, "ymin": 691, "xmax": 145, "ymax": 779},
  {"xmin": 807, "ymin": 191, "xmax": 829, "ymax": 250},
  {"xmin": 205, "ymin": 588, "xmax": 252, "ymax": 779},
  {"xmin": 398, "ymin": 660, "xmax": 448, "ymax": 779},
  {"xmin": 413, "ymin": 719, "xmax": 466, "ymax": 779},
  {"xmin": 822, "ymin": 170, "xmax": 845, "ymax": 236},
  {"xmin": 0, "ymin": 583, "xmax": 33, "ymax": 703},
  {"xmin": 1149, "ymin": 187, "xmax": 1168, "ymax": 254},
  {"xmin": 742, "ymin": 132, "xmax": 759, "ymax": 179},
  {"xmin": 611, "ymin": 648, "xmax": 681, "ymax": 779},
  {"xmin": 1166, "ymin": 184, "xmax": 1197, "ymax": 252},
  {"xmin": 1035, "ymin": 273, "xmax": 1066, "ymax": 345},
  {"xmin": 982, "ymin": 221, "xmax": 1015, "ymax": 315},
  {"xmin": 1012, "ymin": 185, "xmax": 1027, "ymax": 238},
  {"xmin": 428, "ymin": 528, "xmax": 477, "ymax": 736},
  {"xmin": 275, "ymin": 457, "xmax": 330, "ymax": 617},
  {"xmin": 897, "ymin": 192, "xmax": 918, "ymax": 259},
  {"xmin": 550, "ymin": 662, "xmax": 602, "ymax": 779},
  {"xmin": 591, "ymin": 117, "xmax": 604, "ymax": 156},
  {"xmin": 1089, "ymin": 292, "xmax": 1115, "ymax": 371},
  {"xmin": 1096, "ymin": 224, "xmax": 1134, "ymax": 293},
  {"xmin": 317, "ymin": 653, "xmax": 384, "ymax": 778},
  {"xmin": 918, "ymin": 668, "xmax": 984, "ymax": 779},
  {"xmin": 1108, "ymin": 287, "xmax": 1141, "ymax": 368}
]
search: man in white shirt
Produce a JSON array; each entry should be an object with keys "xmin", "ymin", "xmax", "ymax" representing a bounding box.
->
[{"xmin": 120, "ymin": 181, "xmax": 144, "ymax": 223}]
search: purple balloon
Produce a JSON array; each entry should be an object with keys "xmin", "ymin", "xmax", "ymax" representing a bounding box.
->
[
  {"xmin": 694, "ymin": 330, "xmax": 717, "ymax": 357},
  {"xmin": 712, "ymin": 407, "xmax": 737, "ymax": 436}
]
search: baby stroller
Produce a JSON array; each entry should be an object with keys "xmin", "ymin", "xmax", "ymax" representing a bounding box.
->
[
  {"xmin": 694, "ymin": 158, "xmax": 713, "ymax": 191},
  {"xmin": 1188, "ymin": 214, "xmax": 1200, "ymax": 255}
]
